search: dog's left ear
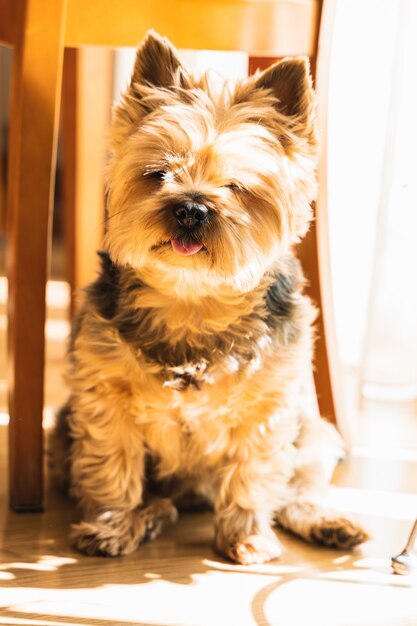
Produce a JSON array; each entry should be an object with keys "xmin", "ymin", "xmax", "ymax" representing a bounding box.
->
[
  {"xmin": 130, "ymin": 30, "xmax": 187, "ymax": 89},
  {"xmin": 235, "ymin": 57, "xmax": 317, "ymax": 146},
  {"xmin": 255, "ymin": 57, "xmax": 313, "ymax": 118}
]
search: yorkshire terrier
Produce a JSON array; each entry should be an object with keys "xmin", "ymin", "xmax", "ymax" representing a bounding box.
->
[{"xmin": 50, "ymin": 31, "xmax": 369, "ymax": 564}]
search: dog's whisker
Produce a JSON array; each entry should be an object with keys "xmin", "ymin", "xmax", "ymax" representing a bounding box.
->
[{"xmin": 101, "ymin": 206, "xmax": 131, "ymax": 226}]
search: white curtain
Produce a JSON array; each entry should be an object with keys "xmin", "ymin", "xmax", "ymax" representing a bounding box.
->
[{"xmin": 327, "ymin": 0, "xmax": 417, "ymax": 403}]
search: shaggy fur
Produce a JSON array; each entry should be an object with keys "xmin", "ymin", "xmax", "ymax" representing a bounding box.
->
[{"xmin": 49, "ymin": 31, "xmax": 369, "ymax": 563}]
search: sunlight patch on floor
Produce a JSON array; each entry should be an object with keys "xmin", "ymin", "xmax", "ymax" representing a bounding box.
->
[
  {"xmin": 202, "ymin": 558, "xmax": 302, "ymax": 575},
  {"xmin": 264, "ymin": 578, "xmax": 417, "ymax": 626},
  {"xmin": 1, "ymin": 615, "xmax": 80, "ymax": 626},
  {"xmin": 0, "ymin": 555, "xmax": 77, "ymax": 574},
  {"xmin": 0, "ymin": 572, "xmax": 275, "ymax": 626},
  {"xmin": 320, "ymin": 561, "xmax": 415, "ymax": 586},
  {"xmin": 329, "ymin": 486, "xmax": 417, "ymax": 521},
  {"xmin": 2, "ymin": 561, "xmax": 414, "ymax": 626}
]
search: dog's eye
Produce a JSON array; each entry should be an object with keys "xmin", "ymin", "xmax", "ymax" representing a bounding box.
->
[
  {"xmin": 145, "ymin": 170, "xmax": 167, "ymax": 182},
  {"xmin": 226, "ymin": 182, "xmax": 243, "ymax": 192}
]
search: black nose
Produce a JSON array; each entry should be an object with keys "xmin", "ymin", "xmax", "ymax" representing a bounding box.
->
[{"xmin": 174, "ymin": 201, "xmax": 209, "ymax": 227}]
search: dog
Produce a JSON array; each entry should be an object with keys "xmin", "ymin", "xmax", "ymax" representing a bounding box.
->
[{"xmin": 49, "ymin": 31, "xmax": 369, "ymax": 564}]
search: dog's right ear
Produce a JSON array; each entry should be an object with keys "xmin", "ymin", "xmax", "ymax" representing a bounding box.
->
[
  {"xmin": 110, "ymin": 31, "xmax": 190, "ymax": 148},
  {"xmin": 130, "ymin": 30, "xmax": 187, "ymax": 90}
]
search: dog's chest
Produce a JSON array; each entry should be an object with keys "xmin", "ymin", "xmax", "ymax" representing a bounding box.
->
[
  {"xmin": 135, "ymin": 348, "xmax": 262, "ymax": 466},
  {"xmin": 142, "ymin": 355, "xmax": 249, "ymax": 431},
  {"xmin": 139, "ymin": 376, "xmax": 240, "ymax": 475}
]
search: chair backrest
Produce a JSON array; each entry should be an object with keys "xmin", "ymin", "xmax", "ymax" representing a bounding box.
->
[{"xmin": 1, "ymin": 0, "xmax": 321, "ymax": 58}]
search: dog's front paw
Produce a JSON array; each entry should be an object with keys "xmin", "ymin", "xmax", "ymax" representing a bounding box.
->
[
  {"xmin": 71, "ymin": 499, "xmax": 178, "ymax": 557},
  {"xmin": 230, "ymin": 534, "xmax": 283, "ymax": 565},
  {"xmin": 310, "ymin": 516, "xmax": 370, "ymax": 550},
  {"xmin": 217, "ymin": 533, "xmax": 282, "ymax": 565},
  {"xmin": 71, "ymin": 518, "xmax": 130, "ymax": 557},
  {"xmin": 139, "ymin": 497, "xmax": 178, "ymax": 542}
]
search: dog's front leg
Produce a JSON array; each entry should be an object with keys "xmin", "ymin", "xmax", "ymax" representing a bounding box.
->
[
  {"xmin": 68, "ymin": 403, "xmax": 176, "ymax": 556},
  {"xmin": 214, "ymin": 452, "xmax": 286, "ymax": 565}
]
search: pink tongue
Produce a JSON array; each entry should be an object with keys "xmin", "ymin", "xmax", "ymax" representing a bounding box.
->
[{"xmin": 171, "ymin": 239, "xmax": 203, "ymax": 256}]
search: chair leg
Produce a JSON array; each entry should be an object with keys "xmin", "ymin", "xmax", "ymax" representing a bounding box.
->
[
  {"xmin": 61, "ymin": 47, "xmax": 112, "ymax": 310},
  {"xmin": 297, "ymin": 218, "xmax": 347, "ymax": 438},
  {"xmin": 304, "ymin": 0, "xmax": 352, "ymax": 444},
  {"xmin": 6, "ymin": 0, "xmax": 67, "ymax": 511},
  {"xmin": 0, "ymin": 47, "xmax": 7, "ymax": 232}
]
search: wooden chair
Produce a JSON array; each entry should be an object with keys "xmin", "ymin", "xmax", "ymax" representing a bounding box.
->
[{"xmin": 0, "ymin": 0, "xmax": 345, "ymax": 512}]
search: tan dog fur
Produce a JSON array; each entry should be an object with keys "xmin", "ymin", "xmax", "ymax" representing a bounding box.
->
[{"xmin": 49, "ymin": 32, "xmax": 369, "ymax": 564}]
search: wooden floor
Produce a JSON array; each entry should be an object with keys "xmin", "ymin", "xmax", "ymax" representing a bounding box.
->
[{"xmin": 0, "ymin": 279, "xmax": 417, "ymax": 626}]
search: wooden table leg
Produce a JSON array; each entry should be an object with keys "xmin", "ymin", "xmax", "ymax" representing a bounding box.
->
[{"xmin": 6, "ymin": 0, "xmax": 67, "ymax": 511}]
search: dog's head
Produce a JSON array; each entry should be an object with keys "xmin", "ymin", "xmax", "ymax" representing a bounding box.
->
[{"xmin": 105, "ymin": 31, "xmax": 317, "ymax": 293}]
